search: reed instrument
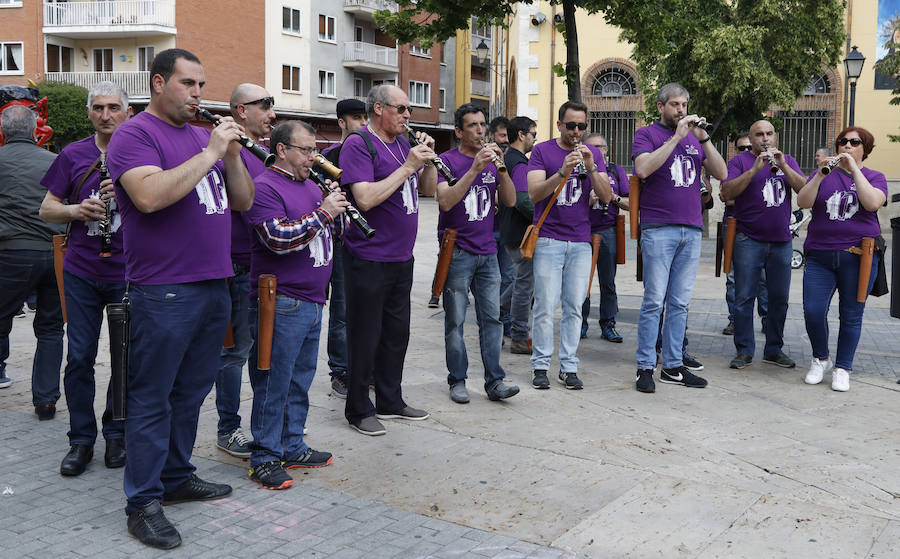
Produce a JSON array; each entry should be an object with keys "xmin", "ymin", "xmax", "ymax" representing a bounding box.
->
[
  {"xmin": 574, "ymin": 140, "xmax": 588, "ymax": 181},
  {"xmin": 308, "ymin": 168, "xmax": 376, "ymax": 239},
  {"xmin": 820, "ymin": 157, "xmax": 842, "ymax": 175},
  {"xmin": 761, "ymin": 143, "xmax": 778, "ymax": 173},
  {"xmin": 479, "ymin": 138, "xmax": 507, "ymax": 173},
  {"xmin": 314, "ymin": 153, "xmax": 343, "ymax": 179},
  {"xmin": 97, "ymin": 152, "xmax": 113, "ymax": 258},
  {"xmin": 197, "ymin": 109, "xmax": 276, "ymax": 167},
  {"xmin": 403, "ymin": 123, "xmax": 458, "ymax": 186}
]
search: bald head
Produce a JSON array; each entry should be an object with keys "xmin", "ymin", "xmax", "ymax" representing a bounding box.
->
[
  {"xmin": 230, "ymin": 83, "xmax": 269, "ymax": 109},
  {"xmin": 748, "ymin": 119, "xmax": 777, "ymax": 154},
  {"xmin": 229, "ymin": 83, "xmax": 275, "ymax": 142}
]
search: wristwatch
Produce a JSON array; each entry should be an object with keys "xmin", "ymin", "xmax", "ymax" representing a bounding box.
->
[
  {"xmin": 698, "ymin": 137, "xmax": 711, "ymax": 144},
  {"xmin": 614, "ymin": 195, "xmax": 622, "ymax": 204}
]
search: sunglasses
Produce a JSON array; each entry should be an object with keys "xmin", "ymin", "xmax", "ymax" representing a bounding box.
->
[
  {"xmin": 837, "ymin": 137, "xmax": 862, "ymax": 147},
  {"xmin": 563, "ymin": 121, "xmax": 588, "ymax": 131},
  {"xmin": 384, "ymin": 103, "xmax": 412, "ymax": 115},
  {"xmin": 243, "ymin": 96, "xmax": 275, "ymax": 110},
  {"xmin": 737, "ymin": 145, "xmax": 752, "ymax": 152}
]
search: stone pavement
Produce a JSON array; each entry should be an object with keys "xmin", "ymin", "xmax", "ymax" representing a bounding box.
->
[{"xmin": 1, "ymin": 197, "xmax": 899, "ymax": 558}]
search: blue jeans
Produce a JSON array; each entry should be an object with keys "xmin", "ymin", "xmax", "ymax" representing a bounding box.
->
[
  {"xmin": 495, "ymin": 231, "xmax": 514, "ymax": 330},
  {"xmin": 732, "ymin": 234, "xmax": 791, "ymax": 357},
  {"xmin": 62, "ymin": 270, "xmax": 126, "ymax": 445},
  {"xmin": 504, "ymin": 245, "xmax": 534, "ymax": 341},
  {"xmin": 248, "ymin": 296, "xmax": 322, "ymax": 467},
  {"xmin": 726, "ymin": 269, "xmax": 768, "ymax": 323},
  {"xmin": 0, "ymin": 249, "xmax": 63, "ymax": 405},
  {"xmin": 124, "ymin": 280, "xmax": 229, "ymax": 514},
  {"xmin": 443, "ymin": 248, "xmax": 506, "ymax": 390},
  {"xmin": 636, "ymin": 226, "xmax": 701, "ymax": 370},
  {"xmin": 582, "ymin": 227, "xmax": 618, "ymax": 329},
  {"xmin": 531, "ymin": 237, "xmax": 591, "ymax": 372},
  {"xmin": 215, "ymin": 266, "xmax": 251, "ymax": 435},
  {"xmin": 327, "ymin": 239, "xmax": 348, "ymax": 376},
  {"xmin": 803, "ymin": 249, "xmax": 878, "ymax": 371}
]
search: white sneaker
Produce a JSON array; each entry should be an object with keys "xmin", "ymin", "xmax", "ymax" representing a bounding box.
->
[
  {"xmin": 804, "ymin": 357, "xmax": 832, "ymax": 385},
  {"xmin": 831, "ymin": 368, "xmax": 850, "ymax": 392}
]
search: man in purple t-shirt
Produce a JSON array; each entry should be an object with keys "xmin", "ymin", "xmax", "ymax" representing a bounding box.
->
[
  {"xmin": 437, "ymin": 104, "xmax": 519, "ymax": 404},
  {"xmin": 526, "ymin": 101, "xmax": 612, "ymax": 390},
  {"xmin": 338, "ymin": 84, "xmax": 437, "ymax": 436},
  {"xmin": 211, "ymin": 83, "xmax": 276, "ymax": 460},
  {"xmin": 39, "ymin": 81, "xmax": 130, "ymax": 477},
  {"xmin": 244, "ymin": 120, "xmax": 347, "ymax": 489},
  {"xmin": 721, "ymin": 120, "xmax": 806, "ymax": 371},
  {"xmin": 632, "ymin": 83, "xmax": 727, "ymax": 394},
  {"xmin": 106, "ymin": 49, "xmax": 254, "ymax": 550}
]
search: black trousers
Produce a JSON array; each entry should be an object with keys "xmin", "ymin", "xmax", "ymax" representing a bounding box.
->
[{"xmin": 343, "ymin": 246, "xmax": 413, "ymax": 424}]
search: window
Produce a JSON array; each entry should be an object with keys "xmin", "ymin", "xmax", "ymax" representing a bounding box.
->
[
  {"xmin": 354, "ymin": 78, "xmax": 365, "ymax": 98},
  {"xmin": 409, "ymin": 81, "xmax": 430, "ymax": 107},
  {"xmin": 410, "ymin": 44, "xmax": 430, "ymax": 57},
  {"xmin": 0, "ymin": 0, "xmax": 23, "ymax": 7},
  {"xmin": 282, "ymin": 6, "xmax": 301, "ymax": 35},
  {"xmin": 373, "ymin": 79, "xmax": 395, "ymax": 87},
  {"xmin": 355, "ymin": 26, "xmax": 363, "ymax": 42},
  {"xmin": 0, "ymin": 42, "xmax": 23, "ymax": 74},
  {"xmin": 439, "ymin": 88, "xmax": 446, "ymax": 112},
  {"xmin": 282, "ymin": 65, "xmax": 301, "ymax": 92},
  {"xmin": 137, "ymin": 46, "xmax": 154, "ymax": 72},
  {"xmin": 318, "ymin": 70, "xmax": 336, "ymax": 98},
  {"xmin": 318, "ymin": 14, "xmax": 335, "ymax": 42},
  {"xmin": 46, "ymin": 44, "xmax": 73, "ymax": 73},
  {"xmin": 93, "ymin": 48, "xmax": 113, "ymax": 72},
  {"xmin": 591, "ymin": 68, "xmax": 637, "ymax": 97}
]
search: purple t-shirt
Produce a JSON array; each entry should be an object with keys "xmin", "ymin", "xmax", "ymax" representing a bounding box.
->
[
  {"xmin": 437, "ymin": 147, "xmax": 498, "ymax": 255},
  {"xmin": 339, "ymin": 128, "xmax": 419, "ymax": 262},
  {"xmin": 245, "ymin": 170, "xmax": 333, "ymax": 305},
  {"xmin": 230, "ymin": 148, "xmax": 269, "ymax": 267},
  {"xmin": 589, "ymin": 163, "xmax": 630, "ymax": 231},
  {"xmin": 107, "ymin": 111, "xmax": 232, "ymax": 284},
  {"xmin": 726, "ymin": 151, "xmax": 802, "ymax": 242},
  {"xmin": 527, "ymin": 139, "xmax": 605, "ymax": 243},
  {"xmin": 632, "ymin": 122, "xmax": 706, "ymax": 228},
  {"xmin": 41, "ymin": 135, "xmax": 125, "ymax": 283},
  {"xmin": 804, "ymin": 167, "xmax": 887, "ymax": 251}
]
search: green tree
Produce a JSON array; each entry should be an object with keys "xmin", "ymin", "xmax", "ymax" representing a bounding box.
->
[
  {"xmin": 874, "ymin": 14, "xmax": 900, "ymax": 142},
  {"xmin": 37, "ymin": 81, "xmax": 94, "ymax": 149}
]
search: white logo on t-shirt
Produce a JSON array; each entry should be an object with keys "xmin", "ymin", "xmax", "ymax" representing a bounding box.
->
[
  {"xmin": 762, "ymin": 178, "xmax": 786, "ymax": 208},
  {"xmin": 401, "ymin": 174, "xmax": 419, "ymax": 214},
  {"xmin": 309, "ymin": 227, "xmax": 333, "ymax": 267},
  {"xmin": 196, "ymin": 169, "xmax": 228, "ymax": 215},
  {"xmin": 669, "ymin": 155, "xmax": 696, "ymax": 188},
  {"xmin": 463, "ymin": 184, "xmax": 492, "ymax": 222},
  {"xmin": 825, "ymin": 190, "xmax": 859, "ymax": 222},
  {"xmin": 84, "ymin": 188, "xmax": 121, "ymax": 236},
  {"xmin": 557, "ymin": 176, "xmax": 583, "ymax": 207}
]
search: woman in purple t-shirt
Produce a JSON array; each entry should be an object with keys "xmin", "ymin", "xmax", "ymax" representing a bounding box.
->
[{"xmin": 797, "ymin": 127, "xmax": 888, "ymax": 392}]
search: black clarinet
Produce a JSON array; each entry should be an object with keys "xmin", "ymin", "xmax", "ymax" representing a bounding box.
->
[
  {"xmin": 308, "ymin": 168, "xmax": 376, "ymax": 239},
  {"xmin": 403, "ymin": 123, "xmax": 458, "ymax": 186},
  {"xmin": 197, "ymin": 109, "xmax": 275, "ymax": 167},
  {"xmin": 98, "ymin": 153, "xmax": 113, "ymax": 258}
]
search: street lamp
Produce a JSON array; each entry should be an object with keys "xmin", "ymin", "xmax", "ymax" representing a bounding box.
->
[
  {"xmin": 844, "ymin": 45, "xmax": 865, "ymax": 126},
  {"xmin": 475, "ymin": 38, "xmax": 490, "ymax": 64}
]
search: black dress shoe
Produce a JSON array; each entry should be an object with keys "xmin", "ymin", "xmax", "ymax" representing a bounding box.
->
[
  {"xmin": 127, "ymin": 501, "xmax": 181, "ymax": 549},
  {"xmin": 105, "ymin": 438, "xmax": 126, "ymax": 468},
  {"xmin": 35, "ymin": 403, "xmax": 55, "ymax": 420},
  {"xmin": 162, "ymin": 474, "xmax": 232, "ymax": 505},
  {"xmin": 60, "ymin": 444, "xmax": 93, "ymax": 476}
]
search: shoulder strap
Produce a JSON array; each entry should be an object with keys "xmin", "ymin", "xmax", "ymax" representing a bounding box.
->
[
  {"xmin": 349, "ymin": 130, "xmax": 377, "ymax": 163},
  {"xmin": 64, "ymin": 154, "xmax": 103, "ymax": 241},
  {"xmin": 535, "ymin": 178, "xmax": 568, "ymax": 229}
]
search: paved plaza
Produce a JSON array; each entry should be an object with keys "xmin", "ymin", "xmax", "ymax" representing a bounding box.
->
[{"xmin": 1, "ymin": 198, "xmax": 899, "ymax": 558}]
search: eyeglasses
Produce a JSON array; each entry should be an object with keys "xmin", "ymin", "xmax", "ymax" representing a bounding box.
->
[
  {"xmin": 285, "ymin": 144, "xmax": 316, "ymax": 155},
  {"xmin": 563, "ymin": 121, "xmax": 588, "ymax": 131},
  {"xmin": 837, "ymin": 137, "xmax": 863, "ymax": 147},
  {"xmin": 383, "ymin": 103, "xmax": 412, "ymax": 115},
  {"xmin": 242, "ymin": 96, "xmax": 275, "ymax": 110},
  {"xmin": 737, "ymin": 145, "xmax": 752, "ymax": 152}
]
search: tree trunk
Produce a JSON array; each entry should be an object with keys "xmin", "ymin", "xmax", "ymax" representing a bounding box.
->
[{"xmin": 563, "ymin": 0, "xmax": 581, "ymax": 103}]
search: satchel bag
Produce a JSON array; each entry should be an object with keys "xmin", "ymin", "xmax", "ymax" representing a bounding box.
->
[{"xmin": 520, "ymin": 178, "xmax": 568, "ymax": 259}]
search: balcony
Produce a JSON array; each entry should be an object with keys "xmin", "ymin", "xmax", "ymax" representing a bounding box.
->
[
  {"xmin": 343, "ymin": 0, "xmax": 397, "ymax": 22},
  {"xmin": 342, "ymin": 42, "xmax": 398, "ymax": 74},
  {"xmin": 471, "ymin": 79, "xmax": 491, "ymax": 97},
  {"xmin": 44, "ymin": 71, "xmax": 150, "ymax": 99},
  {"xmin": 43, "ymin": 0, "xmax": 176, "ymax": 39}
]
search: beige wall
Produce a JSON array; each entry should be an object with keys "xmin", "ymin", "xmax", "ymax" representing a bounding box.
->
[{"xmin": 265, "ymin": 0, "xmax": 312, "ymax": 111}]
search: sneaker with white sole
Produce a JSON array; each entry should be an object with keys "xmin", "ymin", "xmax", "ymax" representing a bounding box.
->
[
  {"xmin": 831, "ymin": 368, "xmax": 850, "ymax": 392},
  {"xmin": 216, "ymin": 427, "xmax": 252, "ymax": 458},
  {"xmin": 804, "ymin": 357, "xmax": 832, "ymax": 385}
]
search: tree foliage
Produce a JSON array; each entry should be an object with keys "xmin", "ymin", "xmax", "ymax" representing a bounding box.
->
[
  {"xmin": 37, "ymin": 81, "xmax": 93, "ymax": 149},
  {"xmin": 874, "ymin": 14, "xmax": 900, "ymax": 142}
]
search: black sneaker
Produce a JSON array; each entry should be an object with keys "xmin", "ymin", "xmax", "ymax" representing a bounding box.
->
[
  {"xmin": 600, "ymin": 325, "xmax": 623, "ymax": 343},
  {"xmin": 722, "ymin": 321, "xmax": 734, "ymax": 335},
  {"xmin": 558, "ymin": 371, "xmax": 584, "ymax": 390},
  {"xmin": 682, "ymin": 353, "xmax": 704, "ymax": 371},
  {"xmin": 127, "ymin": 501, "xmax": 181, "ymax": 549},
  {"xmin": 162, "ymin": 475, "xmax": 232, "ymax": 505},
  {"xmin": 330, "ymin": 372, "xmax": 348, "ymax": 399},
  {"xmin": 532, "ymin": 370, "xmax": 550, "ymax": 389},
  {"xmin": 762, "ymin": 353, "xmax": 796, "ymax": 368},
  {"xmin": 635, "ymin": 369, "xmax": 655, "ymax": 393},
  {"xmin": 282, "ymin": 448, "xmax": 333, "ymax": 469},
  {"xmin": 660, "ymin": 366, "xmax": 707, "ymax": 388},
  {"xmin": 729, "ymin": 354, "xmax": 753, "ymax": 369},
  {"xmin": 249, "ymin": 461, "xmax": 293, "ymax": 490}
]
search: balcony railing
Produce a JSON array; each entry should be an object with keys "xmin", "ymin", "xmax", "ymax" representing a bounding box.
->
[
  {"xmin": 45, "ymin": 71, "xmax": 150, "ymax": 98},
  {"xmin": 343, "ymin": 42, "xmax": 398, "ymax": 69},
  {"xmin": 43, "ymin": 0, "xmax": 175, "ymax": 28},
  {"xmin": 343, "ymin": 0, "xmax": 398, "ymax": 13},
  {"xmin": 471, "ymin": 79, "xmax": 491, "ymax": 97}
]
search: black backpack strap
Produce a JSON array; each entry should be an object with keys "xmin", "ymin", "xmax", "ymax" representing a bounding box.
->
[{"xmin": 348, "ymin": 130, "xmax": 377, "ymax": 162}]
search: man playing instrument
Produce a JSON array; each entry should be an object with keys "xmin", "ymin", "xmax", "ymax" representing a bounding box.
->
[
  {"xmin": 720, "ymin": 119, "xmax": 805, "ymax": 371},
  {"xmin": 106, "ymin": 48, "xmax": 254, "ymax": 549},
  {"xmin": 39, "ymin": 81, "xmax": 130, "ymax": 476},
  {"xmin": 437, "ymin": 104, "xmax": 519, "ymax": 404},
  {"xmin": 338, "ymin": 84, "xmax": 436, "ymax": 436}
]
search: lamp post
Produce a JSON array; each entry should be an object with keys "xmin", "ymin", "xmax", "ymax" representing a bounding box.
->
[
  {"xmin": 475, "ymin": 39, "xmax": 489, "ymax": 64},
  {"xmin": 844, "ymin": 45, "xmax": 865, "ymax": 126}
]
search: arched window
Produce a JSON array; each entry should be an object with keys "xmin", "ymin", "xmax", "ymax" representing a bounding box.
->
[
  {"xmin": 803, "ymin": 74, "xmax": 830, "ymax": 95},
  {"xmin": 583, "ymin": 61, "xmax": 641, "ymax": 171},
  {"xmin": 777, "ymin": 70, "xmax": 839, "ymax": 173},
  {"xmin": 591, "ymin": 67, "xmax": 637, "ymax": 97}
]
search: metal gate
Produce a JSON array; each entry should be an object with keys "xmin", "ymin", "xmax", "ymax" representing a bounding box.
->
[
  {"xmin": 589, "ymin": 111, "xmax": 636, "ymax": 172},
  {"xmin": 777, "ymin": 109, "xmax": 832, "ymax": 174}
]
